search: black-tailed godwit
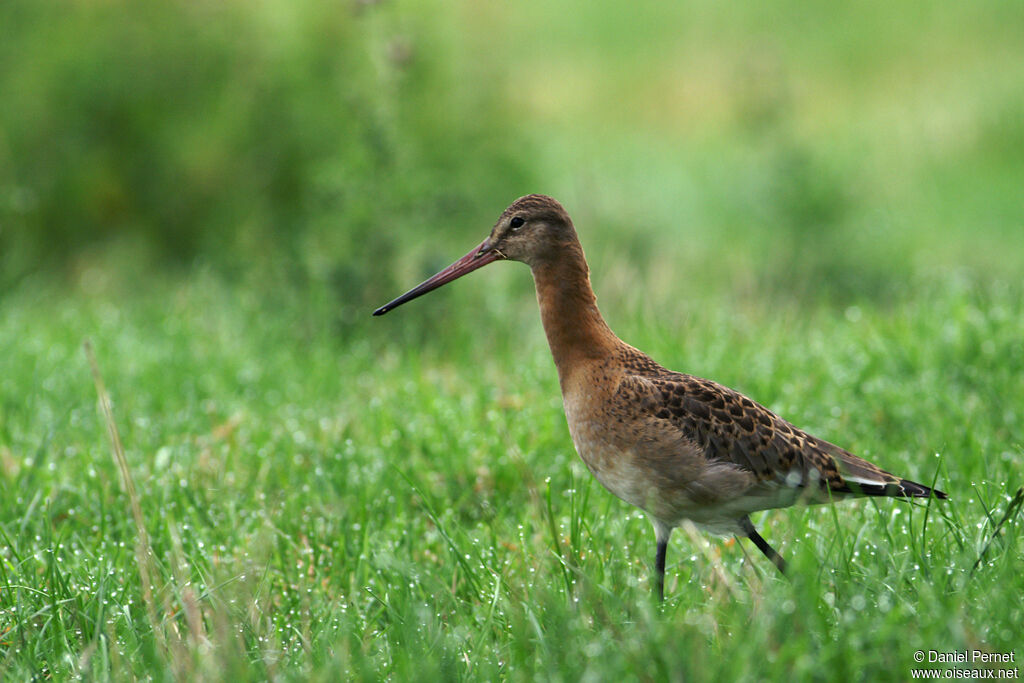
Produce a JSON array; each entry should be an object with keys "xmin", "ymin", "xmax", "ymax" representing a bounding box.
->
[{"xmin": 374, "ymin": 194, "xmax": 947, "ymax": 599}]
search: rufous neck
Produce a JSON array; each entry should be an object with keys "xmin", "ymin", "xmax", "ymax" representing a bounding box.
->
[{"xmin": 530, "ymin": 241, "xmax": 620, "ymax": 379}]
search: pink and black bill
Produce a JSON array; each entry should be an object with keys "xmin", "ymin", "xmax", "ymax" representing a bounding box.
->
[{"xmin": 373, "ymin": 238, "xmax": 502, "ymax": 316}]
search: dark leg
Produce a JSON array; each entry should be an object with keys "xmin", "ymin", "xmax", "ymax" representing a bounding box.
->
[
  {"xmin": 739, "ymin": 516, "xmax": 787, "ymax": 575},
  {"xmin": 655, "ymin": 537, "xmax": 668, "ymax": 601},
  {"xmin": 652, "ymin": 520, "xmax": 672, "ymax": 601}
]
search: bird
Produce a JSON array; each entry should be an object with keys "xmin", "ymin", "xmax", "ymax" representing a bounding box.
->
[{"xmin": 373, "ymin": 194, "xmax": 948, "ymax": 599}]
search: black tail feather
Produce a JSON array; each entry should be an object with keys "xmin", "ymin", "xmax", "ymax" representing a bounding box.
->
[
  {"xmin": 897, "ymin": 478, "xmax": 948, "ymax": 499},
  {"xmin": 836, "ymin": 478, "xmax": 948, "ymax": 499}
]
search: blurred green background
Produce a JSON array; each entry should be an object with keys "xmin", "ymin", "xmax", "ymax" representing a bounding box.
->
[{"xmin": 3, "ymin": 0, "xmax": 1021, "ymax": 315}]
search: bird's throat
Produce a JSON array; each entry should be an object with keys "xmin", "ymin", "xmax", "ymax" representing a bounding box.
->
[{"xmin": 530, "ymin": 241, "xmax": 620, "ymax": 385}]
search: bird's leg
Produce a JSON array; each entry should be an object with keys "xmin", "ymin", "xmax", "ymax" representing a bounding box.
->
[
  {"xmin": 652, "ymin": 520, "xmax": 672, "ymax": 601},
  {"xmin": 739, "ymin": 516, "xmax": 787, "ymax": 575},
  {"xmin": 655, "ymin": 539, "xmax": 668, "ymax": 601}
]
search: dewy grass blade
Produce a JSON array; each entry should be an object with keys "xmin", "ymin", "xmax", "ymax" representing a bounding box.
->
[
  {"xmin": 82, "ymin": 340, "xmax": 168, "ymax": 659},
  {"xmin": 544, "ymin": 478, "xmax": 574, "ymax": 597},
  {"xmin": 470, "ymin": 573, "xmax": 503, "ymax": 664},
  {"xmin": 920, "ymin": 458, "xmax": 946, "ymax": 549},
  {"xmin": 972, "ymin": 486, "xmax": 1024, "ymax": 575},
  {"xmin": 395, "ymin": 468, "xmax": 483, "ymax": 599}
]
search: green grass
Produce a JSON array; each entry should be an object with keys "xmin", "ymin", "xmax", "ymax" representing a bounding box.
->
[{"xmin": 1, "ymin": 266, "xmax": 1021, "ymax": 680}]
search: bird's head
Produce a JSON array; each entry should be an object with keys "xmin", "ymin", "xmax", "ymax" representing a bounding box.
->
[{"xmin": 373, "ymin": 194, "xmax": 574, "ymax": 316}]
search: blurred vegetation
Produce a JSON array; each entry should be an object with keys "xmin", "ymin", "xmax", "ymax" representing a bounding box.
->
[
  {"xmin": 500, "ymin": 0, "xmax": 1024, "ymax": 307},
  {"xmin": 2, "ymin": 0, "xmax": 1021, "ymax": 317},
  {"xmin": 0, "ymin": 0, "xmax": 530, "ymax": 315}
]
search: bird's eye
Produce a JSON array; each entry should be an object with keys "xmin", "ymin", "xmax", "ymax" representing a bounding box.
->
[{"xmin": 509, "ymin": 216, "xmax": 525, "ymax": 230}]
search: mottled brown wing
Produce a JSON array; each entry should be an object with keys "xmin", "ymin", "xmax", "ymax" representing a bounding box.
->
[
  {"xmin": 611, "ymin": 342, "xmax": 946, "ymax": 499},
  {"xmin": 626, "ymin": 370, "xmax": 907, "ymax": 497}
]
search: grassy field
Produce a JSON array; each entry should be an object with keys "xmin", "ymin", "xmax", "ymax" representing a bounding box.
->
[
  {"xmin": 2, "ymin": 266, "xmax": 1022, "ymax": 680},
  {"xmin": 2, "ymin": 0, "xmax": 1024, "ymax": 680}
]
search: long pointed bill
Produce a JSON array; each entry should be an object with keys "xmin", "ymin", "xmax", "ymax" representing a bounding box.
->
[{"xmin": 373, "ymin": 238, "xmax": 502, "ymax": 316}]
